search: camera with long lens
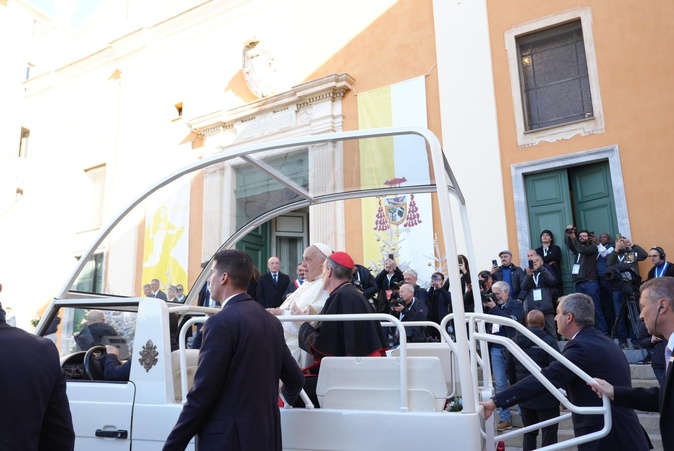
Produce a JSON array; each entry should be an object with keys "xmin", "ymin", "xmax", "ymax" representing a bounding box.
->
[{"xmin": 605, "ymin": 263, "xmax": 641, "ymax": 293}]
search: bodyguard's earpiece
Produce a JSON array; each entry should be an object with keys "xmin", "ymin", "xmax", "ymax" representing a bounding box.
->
[{"xmin": 659, "ymin": 305, "xmax": 664, "ymax": 312}]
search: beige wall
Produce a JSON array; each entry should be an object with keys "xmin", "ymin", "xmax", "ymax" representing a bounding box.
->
[{"xmin": 487, "ymin": 0, "xmax": 674, "ymax": 273}]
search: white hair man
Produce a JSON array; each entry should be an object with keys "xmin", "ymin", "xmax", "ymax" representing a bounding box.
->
[{"xmin": 268, "ymin": 243, "xmax": 332, "ymax": 365}]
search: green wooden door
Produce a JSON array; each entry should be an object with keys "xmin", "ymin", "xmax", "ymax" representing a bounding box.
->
[
  {"xmin": 525, "ymin": 169, "xmax": 574, "ymax": 294},
  {"xmin": 236, "ymin": 222, "xmax": 270, "ymax": 272},
  {"xmin": 525, "ymin": 161, "xmax": 618, "ymax": 296},
  {"xmin": 569, "ymin": 163, "xmax": 618, "ymax": 238}
]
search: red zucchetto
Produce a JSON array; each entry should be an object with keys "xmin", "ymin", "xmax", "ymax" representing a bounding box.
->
[{"xmin": 331, "ymin": 251, "xmax": 355, "ymax": 270}]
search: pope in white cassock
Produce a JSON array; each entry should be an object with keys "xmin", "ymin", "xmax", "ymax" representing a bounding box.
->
[{"xmin": 267, "ymin": 243, "xmax": 332, "ymax": 367}]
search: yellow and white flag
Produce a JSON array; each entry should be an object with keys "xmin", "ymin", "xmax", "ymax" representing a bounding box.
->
[{"xmin": 358, "ymin": 76, "xmax": 435, "ymax": 283}]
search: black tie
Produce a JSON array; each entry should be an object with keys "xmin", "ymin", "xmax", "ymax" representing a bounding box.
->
[{"xmin": 273, "ymin": 274, "xmax": 278, "ymax": 286}]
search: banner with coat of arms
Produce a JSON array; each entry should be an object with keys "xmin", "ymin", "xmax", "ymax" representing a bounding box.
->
[{"xmin": 357, "ymin": 77, "xmax": 435, "ymax": 283}]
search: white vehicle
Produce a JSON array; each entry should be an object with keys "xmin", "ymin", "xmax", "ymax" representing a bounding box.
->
[{"xmin": 37, "ymin": 127, "xmax": 610, "ymax": 450}]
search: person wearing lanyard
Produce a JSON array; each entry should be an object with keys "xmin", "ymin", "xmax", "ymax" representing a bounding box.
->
[
  {"xmin": 647, "ymin": 246, "xmax": 674, "ymax": 280},
  {"xmin": 390, "ymin": 283, "xmax": 428, "ymax": 344},
  {"xmin": 520, "ymin": 254, "xmax": 557, "ymax": 338},
  {"xmin": 564, "ymin": 226, "xmax": 609, "ymax": 334}
]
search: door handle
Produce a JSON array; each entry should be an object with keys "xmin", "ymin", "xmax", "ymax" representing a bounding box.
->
[{"xmin": 95, "ymin": 429, "xmax": 128, "ymax": 439}]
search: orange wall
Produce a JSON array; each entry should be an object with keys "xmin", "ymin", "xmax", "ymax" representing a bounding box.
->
[
  {"xmin": 304, "ymin": 0, "xmax": 442, "ymax": 262},
  {"xmin": 487, "ymin": 0, "xmax": 674, "ymax": 268}
]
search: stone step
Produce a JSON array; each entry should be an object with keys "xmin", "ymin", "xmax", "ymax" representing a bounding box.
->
[
  {"xmin": 630, "ymin": 362, "xmax": 660, "ymax": 380},
  {"xmin": 499, "ymin": 411, "xmax": 663, "ymax": 450}
]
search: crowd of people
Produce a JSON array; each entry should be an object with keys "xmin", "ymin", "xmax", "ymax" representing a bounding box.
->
[
  {"xmin": 7, "ymin": 227, "xmax": 671, "ymax": 450},
  {"xmin": 142, "ymin": 234, "xmax": 674, "ymax": 450}
]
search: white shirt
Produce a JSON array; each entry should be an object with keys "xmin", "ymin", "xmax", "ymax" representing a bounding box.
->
[
  {"xmin": 597, "ymin": 244, "xmax": 614, "ymax": 258},
  {"xmin": 219, "ymin": 293, "xmax": 240, "ymax": 309}
]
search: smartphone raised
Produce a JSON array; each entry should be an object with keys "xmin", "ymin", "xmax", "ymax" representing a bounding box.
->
[
  {"xmin": 388, "ymin": 253, "xmax": 394, "ymax": 260},
  {"xmin": 492, "ymin": 259, "xmax": 498, "ymax": 267},
  {"xmin": 528, "ymin": 260, "xmax": 534, "ymax": 270},
  {"xmin": 615, "ymin": 233, "xmax": 623, "ymax": 241}
]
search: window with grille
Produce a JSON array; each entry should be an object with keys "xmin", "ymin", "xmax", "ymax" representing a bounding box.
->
[
  {"xmin": 505, "ymin": 8, "xmax": 604, "ymax": 147},
  {"xmin": 517, "ymin": 21, "xmax": 593, "ymax": 131}
]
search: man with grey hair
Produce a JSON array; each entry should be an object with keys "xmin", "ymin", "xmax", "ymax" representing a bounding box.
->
[
  {"xmin": 481, "ymin": 293, "xmax": 650, "ymax": 450},
  {"xmin": 267, "ymin": 243, "xmax": 332, "ymax": 365},
  {"xmin": 591, "ymin": 277, "xmax": 674, "ymax": 450},
  {"xmin": 390, "ymin": 283, "xmax": 428, "ymax": 343},
  {"xmin": 403, "ymin": 268, "xmax": 429, "ymax": 304},
  {"xmin": 483, "ymin": 280, "xmax": 523, "ymax": 431}
]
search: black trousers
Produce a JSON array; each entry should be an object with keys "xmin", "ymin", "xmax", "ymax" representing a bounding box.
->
[{"xmin": 520, "ymin": 406, "xmax": 559, "ymax": 451}]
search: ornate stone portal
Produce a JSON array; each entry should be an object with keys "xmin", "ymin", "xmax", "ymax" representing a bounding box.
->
[{"xmin": 186, "ymin": 73, "xmax": 354, "ymax": 260}]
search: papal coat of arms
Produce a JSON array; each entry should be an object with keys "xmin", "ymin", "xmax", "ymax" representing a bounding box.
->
[
  {"xmin": 242, "ymin": 39, "xmax": 277, "ymax": 98},
  {"xmin": 138, "ymin": 339, "xmax": 159, "ymax": 372},
  {"xmin": 374, "ymin": 177, "xmax": 421, "ymax": 231}
]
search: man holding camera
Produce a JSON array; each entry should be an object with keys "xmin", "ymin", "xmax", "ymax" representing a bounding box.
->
[
  {"xmin": 428, "ymin": 272, "xmax": 452, "ymax": 340},
  {"xmin": 564, "ymin": 226, "xmax": 608, "ymax": 334},
  {"xmin": 391, "ymin": 283, "xmax": 428, "ymax": 344},
  {"xmin": 483, "ymin": 281, "xmax": 524, "ymax": 431},
  {"xmin": 606, "ymin": 236, "xmax": 647, "ymax": 348}
]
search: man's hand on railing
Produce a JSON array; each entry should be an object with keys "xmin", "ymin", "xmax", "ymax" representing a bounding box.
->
[
  {"xmin": 588, "ymin": 378, "xmax": 615, "ymax": 400},
  {"xmin": 478, "ymin": 399, "xmax": 496, "ymax": 420}
]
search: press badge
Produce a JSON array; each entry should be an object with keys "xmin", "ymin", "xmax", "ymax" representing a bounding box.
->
[
  {"xmin": 572, "ymin": 264, "xmax": 580, "ymax": 275},
  {"xmin": 533, "ymin": 289, "xmax": 542, "ymax": 301},
  {"xmin": 492, "ymin": 324, "xmax": 500, "ymax": 334}
]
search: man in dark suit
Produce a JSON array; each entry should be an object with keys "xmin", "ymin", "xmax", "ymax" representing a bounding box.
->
[
  {"xmin": 0, "ymin": 285, "xmax": 75, "ymax": 450},
  {"xmin": 150, "ymin": 278, "xmax": 168, "ymax": 300},
  {"xmin": 590, "ymin": 276, "xmax": 674, "ymax": 451},
  {"xmin": 481, "ymin": 292, "xmax": 650, "ymax": 451},
  {"xmin": 256, "ymin": 256, "xmax": 290, "ymax": 308},
  {"xmin": 163, "ymin": 250, "xmax": 304, "ymax": 451}
]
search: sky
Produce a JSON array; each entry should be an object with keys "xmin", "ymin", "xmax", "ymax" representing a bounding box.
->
[{"xmin": 25, "ymin": 0, "xmax": 104, "ymax": 26}]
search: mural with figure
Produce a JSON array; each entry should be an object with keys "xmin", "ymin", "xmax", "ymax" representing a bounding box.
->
[{"xmin": 141, "ymin": 185, "xmax": 189, "ymax": 294}]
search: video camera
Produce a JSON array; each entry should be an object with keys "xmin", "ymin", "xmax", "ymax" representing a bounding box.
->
[{"xmin": 605, "ymin": 263, "xmax": 642, "ymax": 293}]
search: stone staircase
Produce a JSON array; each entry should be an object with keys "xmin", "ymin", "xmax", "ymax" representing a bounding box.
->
[{"xmin": 501, "ymin": 362, "xmax": 662, "ymax": 451}]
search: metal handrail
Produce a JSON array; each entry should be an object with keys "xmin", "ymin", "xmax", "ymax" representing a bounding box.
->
[
  {"xmin": 464, "ymin": 312, "xmax": 612, "ymax": 451},
  {"xmin": 175, "ymin": 311, "xmax": 409, "ymax": 410},
  {"xmin": 381, "ymin": 320, "xmax": 459, "ymax": 398}
]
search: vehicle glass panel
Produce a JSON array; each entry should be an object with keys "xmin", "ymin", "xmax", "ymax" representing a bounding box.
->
[
  {"xmin": 50, "ymin": 306, "xmax": 137, "ymax": 362},
  {"xmin": 68, "ymin": 133, "xmax": 440, "ymax": 299}
]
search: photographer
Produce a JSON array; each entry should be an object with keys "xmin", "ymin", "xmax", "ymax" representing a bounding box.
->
[
  {"xmin": 483, "ymin": 281, "xmax": 523, "ymax": 431},
  {"xmin": 390, "ymin": 283, "xmax": 428, "ymax": 344},
  {"xmin": 492, "ymin": 250, "xmax": 526, "ymax": 299},
  {"xmin": 606, "ymin": 237, "xmax": 647, "ymax": 348},
  {"xmin": 564, "ymin": 226, "xmax": 608, "ymax": 334},
  {"xmin": 374, "ymin": 257, "xmax": 404, "ymax": 313},
  {"xmin": 520, "ymin": 255, "xmax": 557, "ymax": 338},
  {"xmin": 427, "ymin": 272, "xmax": 452, "ymax": 340},
  {"xmin": 351, "ymin": 263, "xmax": 378, "ymax": 310}
]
